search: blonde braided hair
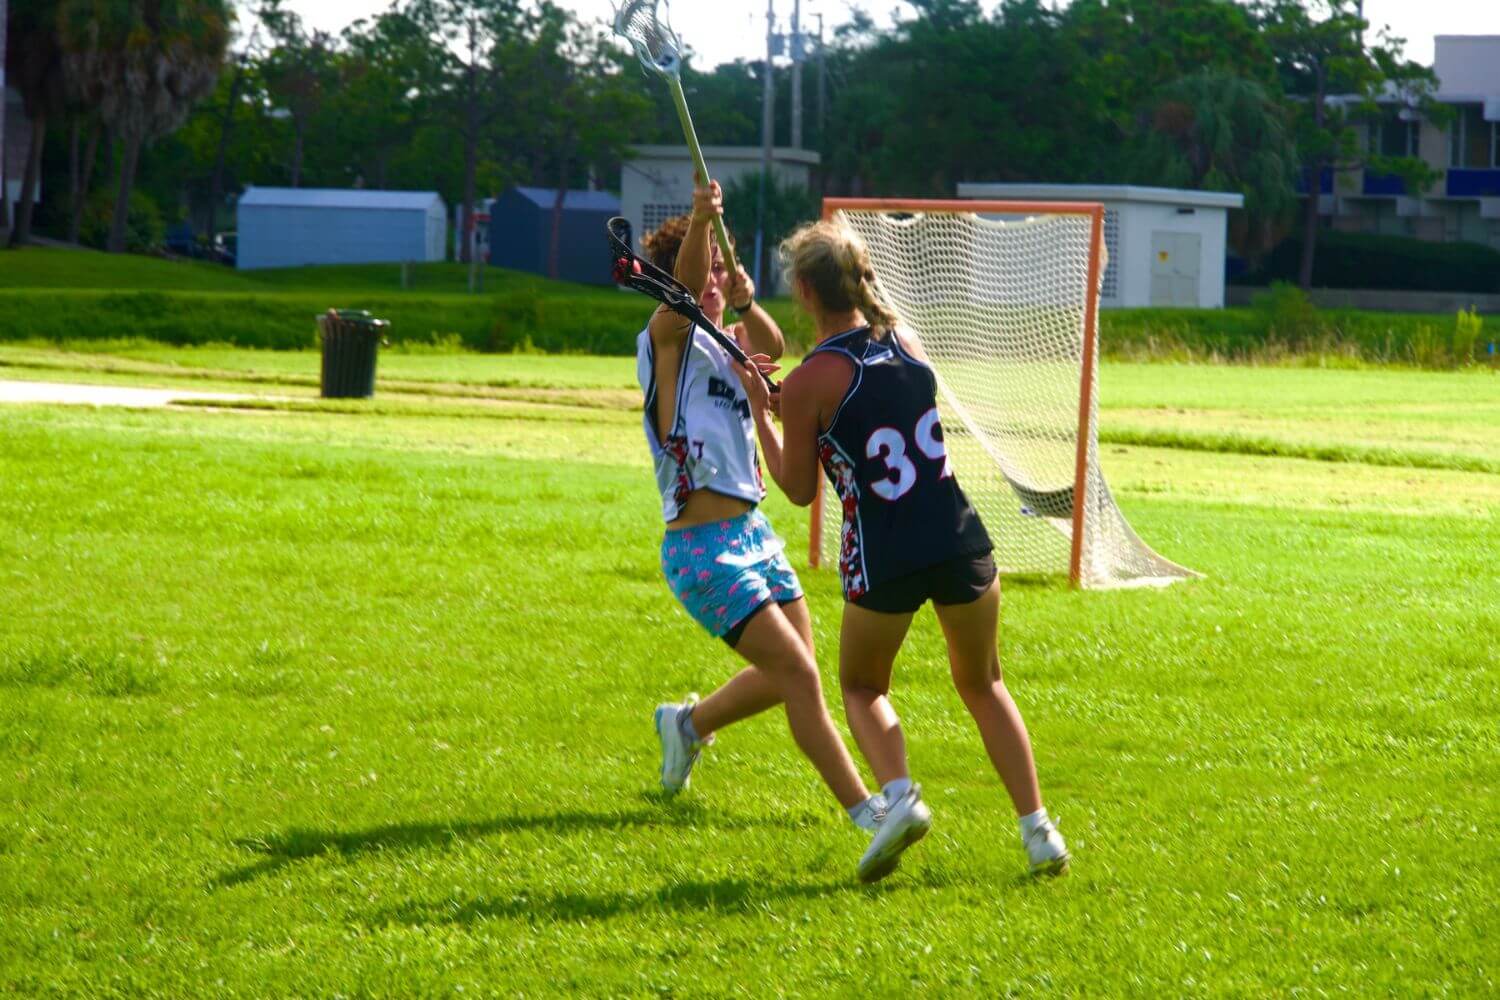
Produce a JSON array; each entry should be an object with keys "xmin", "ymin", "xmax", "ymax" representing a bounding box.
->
[{"xmin": 779, "ymin": 220, "xmax": 899, "ymax": 338}]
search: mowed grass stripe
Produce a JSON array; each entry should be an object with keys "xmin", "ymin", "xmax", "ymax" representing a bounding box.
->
[{"xmin": 1099, "ymin": 426, "xmax": 1500, "ymax": 475}]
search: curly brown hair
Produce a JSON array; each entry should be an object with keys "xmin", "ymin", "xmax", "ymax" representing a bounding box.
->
[{"xmin": 643, "ymin": 213, "xmax": 735, "ymax": 277}]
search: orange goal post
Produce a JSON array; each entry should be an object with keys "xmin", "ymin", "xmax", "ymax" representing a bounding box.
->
[{"xmin": 808, "ymin": 197, "xmax": 1198, "ymax": 590}]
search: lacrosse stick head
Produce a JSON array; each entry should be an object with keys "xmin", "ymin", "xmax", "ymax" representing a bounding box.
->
[
  {"xmin": 613, "ymin": 0, "xmax": 683, "ymax": 78},
  {"xmin": 607, "ymin": 216, "xmax": 691, "ymax": 306}
]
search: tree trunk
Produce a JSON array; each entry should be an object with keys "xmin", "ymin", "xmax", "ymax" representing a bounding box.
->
[
  {"xmin": 69, "ymin": 123, "xmax": 101, "ymax": 245},
  {"xmin": 0, "ymin": 0, "xmax": 8, "ymax": 240},
  {"xmin": 548, "ymin": 167, "xmax": 569, "ymax": 280},
  {"xmin": 68, "ymin": 119, "xmax": 81, "ymax": 242},
  {"xmin": 208, "ymin": 63, "xmax": 245, "ymax": 248},
  {"xmin": 1299, "ymin": 66, "xmax": 1328, "ymax": 291},
  {"xmin": 8, "ymin": 109, "xmax": 46, "ymax": 248},
  {"xmin": 460, "ymin": 65, "xmax": 478, "ymax": 265},
  {"xmin": 1297, "ymin": 163, "xmax": 1321, "ymax": 290},
  {"xmin": 291, "ymin": 118, "xmax": 305, "ymax": 188},
  {"xmin": 108, "ymin": 132, "xmax": 143, "ymax": 254}
]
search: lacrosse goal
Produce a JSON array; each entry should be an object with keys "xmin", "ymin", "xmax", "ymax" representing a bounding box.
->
[{"xmin": 809, "ymin": 198, "xmax": 1199, "ymax": 589}]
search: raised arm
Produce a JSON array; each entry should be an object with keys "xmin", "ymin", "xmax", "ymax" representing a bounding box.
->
[
  {"xmin": 725, "ymin": 267, "xmax": 786, "ymax": 360},
  {"xmin": 647, "ymin": 178, "xmax": 723, "ymax": 346}
]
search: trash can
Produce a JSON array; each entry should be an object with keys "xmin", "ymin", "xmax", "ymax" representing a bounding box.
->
[{"xmin": 316, "ymin": 308, "xmax": 388, "ymax": 399}]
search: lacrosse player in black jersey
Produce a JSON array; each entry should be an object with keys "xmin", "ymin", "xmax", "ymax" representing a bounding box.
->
[{"xmin": 733, "ymin": 220, "xmax": 1071, "ymax": 877}]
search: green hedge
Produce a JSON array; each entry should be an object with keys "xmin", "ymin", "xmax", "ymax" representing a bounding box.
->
[
  {"xmin": 0, "ymin": 286, "xmax": 811, "ymax": 356},
  {"xmin": 0, "ymin": 289, "xmax": 665, "ymax": 353},
  {"xmin": 1, "ymin": 283, "xmax": 1492, "ymax": 369},
  {"xmin": 1100, "ymin": 286, "xmax": 1495, "ymax": 368},
  {"xmin": 1244, "ymin": 231, "xmax": 1500, "ymax": 294}
]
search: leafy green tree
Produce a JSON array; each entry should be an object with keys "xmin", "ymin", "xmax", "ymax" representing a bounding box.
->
[
  {"xmin": 1254, "ymin": 0, "xmax": 1443, "ymax": 288},
  {"xmin": 334, "ymin": 8, "xmax": 442, "ymax": 190},
  {"xmin": 636, "ymin": 60, "xmax": 763, "ymax": 147},
  {"xmin": 1063, "ymin": 0, "xmax": 1279, "ymax": 133},
  {"xmin": 58, "ymin": 0, "xmax": 231, "ymax": 252},
  {"xmin": 162, "ymin": 49, "xmax": 286, "ymax": 238},
  {"xmin": 723, "ymin": 168, "xmax": 817, "ymax": 278},
  {"xmin": 1134, "ymin": 70, "xmax": 1300, "ymax": 259},
  {"xmin": 256, "ymin": 0, "xmax": 335, "ymax": 188},
  {"xmin": 519, "ymin": 3, "xmax": 649, "ymax": 278},
  {"xmin": 822, "ymin": 0, "xmax": 1104, "ymax": 196},
  {"xmin": 408, "ymin": 0, "xmax": 526, "ymax": 262}
]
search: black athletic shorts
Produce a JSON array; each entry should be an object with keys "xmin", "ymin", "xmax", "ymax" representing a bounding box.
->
[
  {"xmin": 852, "ymin": 552, "xmax": 997, "ymax": 615},
  {"xmin": 722, "ymin": 594, "xmax": 803, "ymax": 649}
]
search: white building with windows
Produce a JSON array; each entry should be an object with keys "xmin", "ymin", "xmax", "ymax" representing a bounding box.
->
[
  {"xmin": 957, "ymin": 184, "xmax": 1243, "ymax": 309},
  {"xmin": 619, "ymin": 145, "xmax": 819, "ymax": 288},
  {"xmin": 1315, "ymin": 34, "xmax": 1500, "ymax": 248}
]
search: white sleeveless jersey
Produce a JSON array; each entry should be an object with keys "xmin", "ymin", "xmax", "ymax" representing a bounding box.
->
[{"xmin": 636, "ymin": 324, "xmax": 766, "ymax": 522}]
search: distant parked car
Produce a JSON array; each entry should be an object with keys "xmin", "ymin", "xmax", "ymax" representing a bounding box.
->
[
  {"xmin": 164, "ymin": 222, "xmax": 199, "ymax": 258},
  {"xmin": 211, "ymin": 232, "xmax": 237, "ymax": 267}
]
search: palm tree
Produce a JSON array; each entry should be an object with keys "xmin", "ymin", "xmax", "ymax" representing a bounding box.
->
[
  {"xmin": 58, "ymin": 0, "xmax": 231, "ymax": 252},
  {"xmin": 1135, "ymin": 70, "xmax": 1300, "ymax": 262}
]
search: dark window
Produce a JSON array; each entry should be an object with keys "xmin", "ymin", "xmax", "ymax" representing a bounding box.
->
[
  {"xmin": 1449, "ymin": 104, "xmax": 1495, "ymax": 168},
  {"xmin": 1370, "ymin": 109, "xmax": 1417, "ymax": 158}
]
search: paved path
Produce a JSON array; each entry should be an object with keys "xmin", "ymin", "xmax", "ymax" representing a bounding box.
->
[{"xmin": 0, "ymin": 379, "xmax": 257, "ymax": 409}]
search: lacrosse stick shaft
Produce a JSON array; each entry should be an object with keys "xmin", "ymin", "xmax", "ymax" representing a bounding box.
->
[{"xmin": 667, "ymin": 77, "xmax": 742, "ymax": 277}]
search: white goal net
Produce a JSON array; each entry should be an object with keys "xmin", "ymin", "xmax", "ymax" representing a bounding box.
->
[{"xmin": 812, "ymin": 199, "xmax": 1198, "ymax": 589}]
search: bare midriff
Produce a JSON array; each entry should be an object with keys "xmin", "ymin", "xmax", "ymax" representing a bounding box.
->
[{"xmin": 666, "ymin": 489, "xmax": 755, "ymax": 531}]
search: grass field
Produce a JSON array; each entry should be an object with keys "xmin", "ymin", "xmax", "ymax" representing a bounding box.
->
[{"xmin": 2, "ymin": 344, "xmax": 1497, "ymax": 995}]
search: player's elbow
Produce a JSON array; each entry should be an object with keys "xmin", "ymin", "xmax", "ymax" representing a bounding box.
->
[{"xmin": 785, "ymin": 480, "xmax": 817, "ymax": 507}]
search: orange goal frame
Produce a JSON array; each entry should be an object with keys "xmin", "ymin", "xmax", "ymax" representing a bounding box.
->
[{"xmin": 808, "ymin": 197, "xmax": 1107, "ymax": 589}]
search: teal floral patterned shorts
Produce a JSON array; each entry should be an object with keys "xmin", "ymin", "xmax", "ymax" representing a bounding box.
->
[{"xmin": 661, "ymin": 509, "xmax": 803, "ymax": 641}]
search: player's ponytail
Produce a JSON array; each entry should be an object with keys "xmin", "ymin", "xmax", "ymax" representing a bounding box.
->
[
  {"xmin": 780, "ymin": 220, "xmax": 899, "ymax": 339},
  {"xmin": 853, "ymin": 267, "xmax": 898, "ymax": 339}
]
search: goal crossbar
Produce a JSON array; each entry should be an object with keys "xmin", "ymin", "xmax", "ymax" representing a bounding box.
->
[{"xmin": 808, "ymin": 197, "xmax": 1188, "ymax": 590}]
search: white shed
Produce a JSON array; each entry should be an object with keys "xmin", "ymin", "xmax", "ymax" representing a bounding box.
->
[
  {"xmin": 956, "ymin": 184, "xmax": 1244, "ymax": 308},
  {"xmin": 236, "ymin": 187, "xmax": 447, "ymax": 270}
]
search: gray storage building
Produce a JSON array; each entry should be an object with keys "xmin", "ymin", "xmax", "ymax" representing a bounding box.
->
[
  {"xmin": 489, "ymin": 187, "xmax": 620, "ymax": 285},
  {"xmin": 236, "ymin": 187, "xmax": 447, "ymax": 270}
]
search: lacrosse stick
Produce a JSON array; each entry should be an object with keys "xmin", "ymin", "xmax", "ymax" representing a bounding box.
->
[
  {"xmin": 608, "ymin": 216, "xmax": 775, "ymax": 393},
  {"xmin": 614, "ymin": 0, "xmax": 741, "ymax": 278}
]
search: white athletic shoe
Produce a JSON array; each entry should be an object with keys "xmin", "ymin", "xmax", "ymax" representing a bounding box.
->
[
  {"xmin": 1025, "ymin": 817, "xmax": 1070, "ymax": 877},
  {"xmin": 654, "ymin": 694, "xmax": 710, "ymax": 797},
  {"xmin": 857, "ymin": 785, "xmax": 931, "ymax": 883}
]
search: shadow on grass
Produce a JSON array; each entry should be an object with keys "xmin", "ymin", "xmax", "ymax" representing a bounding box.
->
[
  {"xmin": 212, "ymin": 802, "xmax": 820, "ymax": 890},
  {"xmin": 373, "ymin": 873, "xmax": 888, "ymax": 926}
]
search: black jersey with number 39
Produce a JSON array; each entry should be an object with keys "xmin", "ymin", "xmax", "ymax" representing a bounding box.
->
[{"xmin": 808, "ymin": 326, "xmax": 992, "ymax": 600}]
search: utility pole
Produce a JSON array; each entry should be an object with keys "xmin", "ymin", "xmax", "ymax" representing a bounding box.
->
[
  {"xmin": 815, "ymin": 13, "xmax": 826, "ymax": 152},
  {"xmin": 756, "ymin": 0, "xmax": 776, "ymax": 287},
  {"xmin": 790, "ymin": 0, "xmax": 804, "ymax": 149}
]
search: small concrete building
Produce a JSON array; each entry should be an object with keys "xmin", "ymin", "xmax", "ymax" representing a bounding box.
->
[
  {"xmin": 236, "ymin": 187, "xmax": 447, "ymax": 270},
  {"xmin": 958, "ymin": 183, "xmax": 1244, "ymax": 308},
  {"xmin": 488, "ymin": 186, "xmax": 620, "ymax": 286}
]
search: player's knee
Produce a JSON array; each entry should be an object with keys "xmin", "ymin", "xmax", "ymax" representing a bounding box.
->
[
  {"xmin": 840, "ymin": 669, "xmax": 889, "ymax": 699},
  {"xmin": 949, "ymin": 662, "xmax": 1000, "ymax": 702},
  {"xmin": 762, "ymin": 649, "xmax": 822, "ymax": 693}
]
